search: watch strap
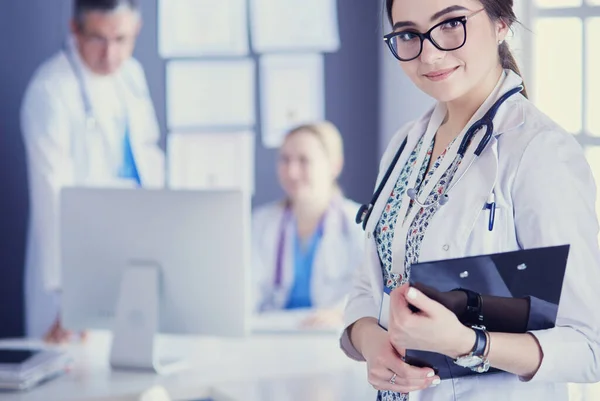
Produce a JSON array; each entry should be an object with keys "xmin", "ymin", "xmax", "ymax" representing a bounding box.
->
[
  {"xmin": 453, "ymin": 288, "xmax": 483, "ymax": 326},
  {"xmin": 471, "ymin": 326, "xmax": 487, "ymax": 357}
]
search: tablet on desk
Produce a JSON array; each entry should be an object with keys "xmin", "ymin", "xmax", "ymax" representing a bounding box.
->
[{"xmin": 405, "ymin": 244, "xmax": 570, "ymax": 380}]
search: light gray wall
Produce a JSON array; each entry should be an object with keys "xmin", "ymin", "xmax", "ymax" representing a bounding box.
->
[
  {"xmin": 254, "ymin": 0, "xmax": 381, "ymax": 207},
  {"xmin": 0, "ymin": 0, "xmax": 72, "ymax": 339}
]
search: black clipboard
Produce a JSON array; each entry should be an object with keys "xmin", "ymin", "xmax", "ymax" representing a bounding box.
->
[{"xmin": 405, "ymin": 244, "xmax": 570, "ymax": 379}]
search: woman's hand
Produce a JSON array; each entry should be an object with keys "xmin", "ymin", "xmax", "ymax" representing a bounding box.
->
[
  {"xmin": 388, "ymin": 284, "xmax": 475, "ymax": 359},
  {"xmin": 350, "ymin": 318, "xmax": 440, "ymax": 393},
  {"xmin": 44, "ymin": 316, "xmax": 88, "ymax": 344}
]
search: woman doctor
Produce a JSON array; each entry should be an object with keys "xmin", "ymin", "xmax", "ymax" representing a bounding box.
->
[
  {"xmin": 342, "ymin": 0, "xmax": 600, "ymax": 400},
  {"xmin": 252, "ymin": 122, "xmax": 364, "ymax": 328}
]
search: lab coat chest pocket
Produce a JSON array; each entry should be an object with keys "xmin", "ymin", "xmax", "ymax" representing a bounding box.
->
[
  {"xmin": 469, "ymin": 200, "xmax": 509, "ymax": 255},
  {"xmin": 419, "ymin": 155, "xmax": 499, "ymax": 260}
]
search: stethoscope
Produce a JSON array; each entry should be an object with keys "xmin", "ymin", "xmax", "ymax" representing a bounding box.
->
[
  {"xmin": 63, "ymin": 41, "xmax": 143, "ymax": 183},
  {"xmin": 63, "ymin": 40, "xmax": 146, "ymax": 132},
  {"xmin": 355, "ymin": 85, "xmax": 524, "ymax": 231},
  {"xmin": 63, "ymin": 42, "xmax": 100, "ymax": 132}
]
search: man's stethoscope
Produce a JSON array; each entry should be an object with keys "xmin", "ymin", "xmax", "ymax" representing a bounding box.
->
[
  {"xmin": 63, "ymin": 41, "xmax": 144, "ymax": 132},
  {"xmin": 63, "ymin": 40, "xmax": 143, "ymax": 184},
  {"xmin": 356, "ymin": 85, "xmax": 524, "ymax": 232},
  {"xmin": 63, "ymin": 42, "xmax": 100, "ymax": 131}
]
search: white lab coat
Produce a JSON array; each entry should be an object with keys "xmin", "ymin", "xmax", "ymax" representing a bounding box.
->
[
  {"xmin": 252, "ymin": 196, "xmax": 365, "ymax": 312},
  {"xmin": 20, "ymin": 40, "xmax": 165, "ymax": 338},
  {"xmin": 340, "ymin": 70, "xmax": 600, "ymax": 400}
]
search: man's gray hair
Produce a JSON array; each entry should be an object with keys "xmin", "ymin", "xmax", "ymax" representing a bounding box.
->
[{"xmin": 74, "ymin": 0, "xmax": 140, "ymax": 26}]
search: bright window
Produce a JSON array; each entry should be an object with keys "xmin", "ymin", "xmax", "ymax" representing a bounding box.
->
[
  {"xmin": 587, "ymin": 18, "xmax": 600, "ymax": 136},
  {"xmin": 533, "ymin": 18, "xmax": 582, "ymax": 133},
  {"xmin": 535, "ymin": 0, "xmax": 582, "ymax": 7},
  {"xmin": 523, "ymin": 0, "xmax": 600, "ymax": 227}
]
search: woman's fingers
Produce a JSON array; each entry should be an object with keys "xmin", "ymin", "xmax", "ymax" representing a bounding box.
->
[
  {"xmin": 43, "ymin": 318, "xmax": 75, "ymax": 344},
  {"xmin": 368, "ymin": 360, "xmax": 440, "ymax": 392}
]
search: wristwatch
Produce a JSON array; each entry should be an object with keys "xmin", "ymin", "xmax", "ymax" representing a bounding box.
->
[
  {"xmin": 452, "ymin": 288, "xmax": 483, "ymax": 326},
  {"xmin": 453, "ymin": 326, "xmax": 490, "ymax": 373}
]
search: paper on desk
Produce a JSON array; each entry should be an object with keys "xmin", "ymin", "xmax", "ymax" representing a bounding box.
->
[
  {"xmin": 166, "ymin": 60, "xmax": 255, "ymax": 129},
  {"xmin": 259, "ymin": 54, "xmax": 325, "ymax": 148},
  {"xmin": 159, "ymin": 0, "xmax": 249, "ymax": 57},
  {"xmin": 250, "ymin": 0, "xmax": 340, "ymax": 53},
  {"xmin": 252, "ymin": 309, "xmax": 342, "ymax": 335},
  {"xmin": 139, "ymin": 386, "xmax": 172, "ymax": 401},
  {"xmin": 167, "ymin": 131, "xmax": 255, "ymax": 193}
]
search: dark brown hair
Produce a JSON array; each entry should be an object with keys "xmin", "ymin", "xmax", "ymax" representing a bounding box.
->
[
  {"xmin": 74, "ymin": 0, "xmax": 140, "ymax": 27},
  {"xmin": 385, "ymin": 0, "xmax": 528, "ymax": 98}
]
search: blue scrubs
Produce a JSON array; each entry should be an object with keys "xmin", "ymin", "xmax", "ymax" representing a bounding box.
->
[
  {"xmin": 285, "ymin": 226, "xmax": 324, "ymax": 309},
  {"xmin": 118, "ymin": 123, "xmax": 141, "ymax": 185}
]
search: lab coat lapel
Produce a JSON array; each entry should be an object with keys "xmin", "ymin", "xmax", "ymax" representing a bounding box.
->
[
  {"xmin": 418, "ymin": 72, "xmax": 526, "ymax": 261},
  {"xmin": 447, "ymin": 72, "xmax": 525, "ymax": 202},
  {"xmin": 118, "ymin": 67, "xmax": 164, "ymax": 187},
  {"xmin": 365, "ymin": 110, "xmax": 434, "ymax": 234},
  {"xmin": 311, "ymin": 205, "xmax": 343, "ymax": 304},
  {"xmin": 392, "ymin": 70, "xmax": 525, "ymax": 266},
  {"xmin": 416, "ymin": 69, "xmax": 525, "ymax": 205},
  {"xmin": 425, "ymin": 136, "xmax": 499, "ymax": 260},
  {"xmin": 282, "ymin": 210, "xmax": 296, "ymax": 291},
  {"xmin": 65, "ymin": 43, "xmax": 115, "ymax": 183},
  {"xmin": 267, "ymin": 206, "xmax": 296, "ymax": 310},
  {"xmin": 388, "ymin": 104, "xmax": 453, "ymax": 273}
]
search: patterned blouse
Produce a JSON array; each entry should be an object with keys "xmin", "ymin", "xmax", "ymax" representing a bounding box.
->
[{"xmin": 374, "ymin": 133, "xmax": 462, "ymax": 401}]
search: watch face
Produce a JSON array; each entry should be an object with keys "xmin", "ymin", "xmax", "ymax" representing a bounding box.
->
[{"xmin": 455, "ymin": 355, "xmax": 484, "ymax": 368}]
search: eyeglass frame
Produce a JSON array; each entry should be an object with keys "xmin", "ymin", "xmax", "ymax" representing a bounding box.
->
[{"xmin": 383, "ymin": 8, "xmax": 486, "ymax": 62}]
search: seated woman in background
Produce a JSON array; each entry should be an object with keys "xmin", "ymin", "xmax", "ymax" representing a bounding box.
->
[{"xmin": 252, "ymin": 121, "xmax": 364, "ymax": 328}]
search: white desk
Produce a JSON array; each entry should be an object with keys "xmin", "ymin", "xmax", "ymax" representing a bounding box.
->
[{"xmin": 0, "ymin": 331, "xmax": 376, "ymax": 401}]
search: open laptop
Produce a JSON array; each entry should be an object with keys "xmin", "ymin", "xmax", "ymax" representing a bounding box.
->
[{"xmin": 405, "ymin": 244, "xmax": 570, "ymax": 380}]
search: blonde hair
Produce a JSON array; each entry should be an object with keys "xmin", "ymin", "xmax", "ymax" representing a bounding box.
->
[
  {"xmin": 285, "ymin": 121, "xmax": 344, "ymax": 169},
  {"xmin": 283, "ymin": 121, "xmax": 345, "ymax": 195}
]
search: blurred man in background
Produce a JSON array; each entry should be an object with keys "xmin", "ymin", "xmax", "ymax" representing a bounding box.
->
[{"xmin": 21, "ymin": 0, "xmax": 164, "ymax": 342}]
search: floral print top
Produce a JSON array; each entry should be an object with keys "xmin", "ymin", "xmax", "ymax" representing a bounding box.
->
[{"xmin": 374, "ymin": 133, "xmax": 462, "ymax": 401}]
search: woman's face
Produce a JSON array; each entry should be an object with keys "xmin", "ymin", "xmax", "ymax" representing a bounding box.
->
[
  {"xmin": 277, "ymin": 131, "xmax": 337, "ymax": 203},
  {"xmin": 389, "ymin": 0, "xmax": 508, "ymax": 102}
]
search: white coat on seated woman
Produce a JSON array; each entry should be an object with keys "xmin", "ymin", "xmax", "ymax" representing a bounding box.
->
[{"xmin": 251, "ymin": 122, "xmax": 365, "ymax": 327}]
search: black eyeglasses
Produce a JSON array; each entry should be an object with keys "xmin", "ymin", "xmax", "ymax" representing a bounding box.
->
[{"xmin": 384, "ymin": 8, "xmax": 485, "ymax": 62}]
